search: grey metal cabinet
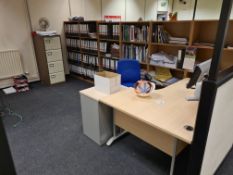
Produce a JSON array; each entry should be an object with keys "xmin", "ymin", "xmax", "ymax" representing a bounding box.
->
[{"xmin": 80, "ymin": 93, "xmax": 113, "ymax": 145}]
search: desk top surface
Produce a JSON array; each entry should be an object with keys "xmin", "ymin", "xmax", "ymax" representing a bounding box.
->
[
  {"xmin": 80, "ymin": 86, "xmax": 127, "ymax": 101},
  {"xmin": 100, "ymin": 79, "xmax": 199, "ymax": 144}
]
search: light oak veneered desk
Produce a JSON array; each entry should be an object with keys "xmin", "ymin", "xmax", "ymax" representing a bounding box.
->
[{"xmin": 100, "ymin": 79, "xmax": 199, "ymax": 175}]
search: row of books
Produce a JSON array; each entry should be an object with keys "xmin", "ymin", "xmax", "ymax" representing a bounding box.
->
[
  {"xmin": 70, "ymin": 64, "xmax": 97, "ymax": 79},
  {"xmin": 65, "ymin": 24, "xmax": 90, "ymax": 34},
  {"xmin": 123, "ymin": 25, "xmax": 149, "ymax": 42},
  {"xmin": 99, "ymin": 24, "xmax": 120, "ymax": 37},
  {"xmin": 122, "ymin": 45, "xmax": 148, "ymax": 63},
  {"xmin": 68, "ymin": 51, "xmax": 99, "ymax": 66},
  {"xmin": 83, "ymin": 55, "xmax": 99, "ymax": 66},
  {"xmin": 100, "ymin": 42, "xmax": 108, "ymax": 52},
  {"xmin": 68, "ymin": 52, "xmax": 82, "ymax": 62},
  {"xmin": 152, "ymin": 25, "xmax": 169, "ymax": 43},
  {"xmin": 102, "ymin": 57, "xmax": 118, "ymax": 71},
  {"xmin": 66, "ymin": 39, "xmax": 107, "ymax": 52},
  {"xmin": 152, "ymin": 25, "xmax": 188, "ymax": 45}
]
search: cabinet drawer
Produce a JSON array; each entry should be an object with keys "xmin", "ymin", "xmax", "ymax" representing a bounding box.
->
[
  {"xmin": 48, "ymin": 61, "xmax": 64, "ymax": 74},
  {"xmin": 50, "ymin": 72, "xmax": 65, "ymax": 84},
  {"xmin": 46, "ymin": 49, "xmax": 62, "ymax": 62},
  {"xmin": 44, "ymin": 37, "xmax": 61, "ymax": 50}
]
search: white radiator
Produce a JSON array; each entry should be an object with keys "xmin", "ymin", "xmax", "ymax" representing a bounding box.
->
[{"xmin": 0, "ymin": 50, "xmax": 24, "ymax": 80}]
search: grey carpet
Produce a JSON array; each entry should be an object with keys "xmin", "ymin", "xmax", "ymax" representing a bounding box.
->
[{"xmin": 2, "ymin": 77, "xmax": 233, "ymax": 175}]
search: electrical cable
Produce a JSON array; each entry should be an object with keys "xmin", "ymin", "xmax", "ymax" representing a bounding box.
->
[{"xmin": 0, "ymin": 93, "xmax": 23, "ymax": 128}]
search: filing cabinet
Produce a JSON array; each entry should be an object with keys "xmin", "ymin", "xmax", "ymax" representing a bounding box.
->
[{"xmin": 33, "ymin": 35, "xmax": 65, "ymax": 85}]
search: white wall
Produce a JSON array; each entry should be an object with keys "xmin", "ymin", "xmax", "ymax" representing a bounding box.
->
[
  {"xmin": 126, "ymin": 0, "xmax": 145, "ymax": 21},
  {"xmin": 70, "ymin": 0, "xmax": 101, "ymax": 20},
  {"xmin": 173, "ymin": 0, "xmax": 233, "ymax": 20},
  {"xmin": 0, "ymin": 0, "xmax": 39, "ymax": 88},
  {"xmin": 145, "ymin": 0, "xmax": 158, "ymax": 20},
  {"xmin": 102, "ymin": 0, "xmax": 126, "ymax": 20}
]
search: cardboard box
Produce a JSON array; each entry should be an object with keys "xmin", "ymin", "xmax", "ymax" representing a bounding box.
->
[{"xmin": 94, "ymin": 71, "xmax": 121, "ymax": 94}]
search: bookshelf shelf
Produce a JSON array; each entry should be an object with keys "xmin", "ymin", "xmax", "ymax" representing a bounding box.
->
[
  {"xmin": 80, "ymin": 36, "xmax": 97, "ymax": 40},
  {"xmin": 99, "ymin": 38, "xmax": 119, "ymax": 42},
  {"xmin": 122, "ymin": 41, "xmax": 148, "ymax": 45},
  {"xmin": 64, "ymin": 20, "xmax": 233, "ymax": 82},
  {"xmin": 151, "ymin": 43, "xmax": 188, "ymax": 47},
  {"xmin": 149, "ymin": 64, "xmax": 190, "ymax": 72},
  {"xmin": 192, "ymin": 45, "xmax": 214, "ymax": 49}
]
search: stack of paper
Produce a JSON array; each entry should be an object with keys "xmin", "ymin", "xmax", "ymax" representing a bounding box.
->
[
  {"xmin": 36, "ymin": 31, "xmax": 57, "ymax": 36},
  {"xmin": 150, "ymin": 52, "xmax": 177, "ymax": 69}
]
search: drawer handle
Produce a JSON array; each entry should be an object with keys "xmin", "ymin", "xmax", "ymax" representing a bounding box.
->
[
  {"xmin": 49, "ymin": 64, "xmax": 55, "ymax": 67},
  {"xmin": 47, "ymin": 52, "xmax": 52, "ymax": 56},
  {"xmin": 51, "ymin": 75, "xmax": 56, "ymax": 78}
]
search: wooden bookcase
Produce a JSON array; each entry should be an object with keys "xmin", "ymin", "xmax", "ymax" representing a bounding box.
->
[{"xmin": 64, "ymin": 20, "xmax": 233, "ymax": 83}]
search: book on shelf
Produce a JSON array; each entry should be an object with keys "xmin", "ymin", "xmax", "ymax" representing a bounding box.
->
[
  {"xmin": 112, "ymin": 24, "xmax": 120, "ymax": 39},
  {"xmin": 80, "ymin": 24, "xmax": 89, "ymax": 34},
  {"xmin": 99, "ymin": 24, "xmax": 120, "ymax": 39},
  {"xmin": 65, "ymin": 22, "xmax": 97, "ymax": 35},
  {"xmin": 183, "ymin": 47, "xmax": 197, "ymax": 71},
  {"xmin": 152, "ymin": 25, "xmax": 188, "ymax": 45},
  {"xmin": 66, "ymin": 38, "xmax": 80, "ymax": 48},
  {"xmin": 177, "ymin": 49, "xmax": 186, "ymax": 69},
  {"xmin": 152, "ymin": 25, "xmax": 169, "ymax": 43},
  {"xmin": 68, "ymin": 52, "xmax": 82, "ymax": 62},
  {"xmin": 99, "ymin": 24, "xmax": 108, "ymax": 36},
  {"xmin": 81, "ymin": 40, "xmax": 98, "ymax": 51},
  {"xmin": 70, "ymin": 64, "xmax": 97, "ymax": 79},
  {"xmin": 65, "ymin": 24, "xmax": 80, "ymax": 34},
  {"xmin": 103, "ymin": 57, "xmax": 118, "ymax": 71},
  {"xmin": 122, "ymin": 44, "xmax": 147, "ymax": 63},
  {"xmin": 123, "ymin": 25, "xmax": 148, "ymax": 42},
  {"xmin": 82, "ymin": 54, "xmax": 98, "ymax": 66},
  {"xmin": 99, "ymin": 42, "xmax": 107, "ymax": 52}
]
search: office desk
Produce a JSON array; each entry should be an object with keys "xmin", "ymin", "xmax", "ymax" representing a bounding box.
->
[{"xmin": 100, "ymin": 79, "xmax": 199, "ymax": 175}]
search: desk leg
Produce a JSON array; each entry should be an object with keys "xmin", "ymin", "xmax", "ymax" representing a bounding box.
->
[
  {"xmin": 106, "ymin": 124, "xmax": 127, "ymax": 146},
  {"xmin": 170, "ymin": 138, "xmax": 178, "ymax": 175}
]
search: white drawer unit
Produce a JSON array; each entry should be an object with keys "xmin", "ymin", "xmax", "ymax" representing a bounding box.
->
[
  {"xmin": 44, "ymin": 37, "xmax": 61, "ymax": 50},
  {"xmin": 50, "ymin": 72, "xmax": 65, "ymax": 84},
  {"xmin": 48, "ymin": 61, "xmax": 64, "ymax": 74},
  {"xmin": 46, "ymin": 49, "xmax": 63, "ymax": 62},
  {"xmin": 34, "ymin": 35, "xmax": 66, "ymax": 85}
]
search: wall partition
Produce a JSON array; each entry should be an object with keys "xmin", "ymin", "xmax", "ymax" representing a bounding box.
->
[{"xmin": 187, "ymin": 0, "xmax": 233, "ymax": 174}]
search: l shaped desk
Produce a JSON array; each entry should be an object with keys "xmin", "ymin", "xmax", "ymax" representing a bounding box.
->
[{"xmin": 80, "ymin": 79, "xmax": 199, "ymax": 175}]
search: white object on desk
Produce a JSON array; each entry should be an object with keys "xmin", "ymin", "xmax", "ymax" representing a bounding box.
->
[
  {"xmin": 186, "ymin": 82, "xmax": 202, "ymax": 101},
  {"xmin": 94, "ymin": 71, "xmax": 121, "ymax": 95}
]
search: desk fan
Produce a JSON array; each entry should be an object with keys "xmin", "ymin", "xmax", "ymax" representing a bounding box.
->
[{"xmin": 39, "ymin": 17, "xmax": 50, "ymax": 31}]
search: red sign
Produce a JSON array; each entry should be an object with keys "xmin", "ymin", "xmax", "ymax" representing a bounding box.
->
[{"xmin": 104, "ymin": 15, "xmax": 121, "ymax": 22}]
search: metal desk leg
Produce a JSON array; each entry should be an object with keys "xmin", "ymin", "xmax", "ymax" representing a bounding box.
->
[
  {"xmin": 106, "ymin": 123, "xmax": 127, "ymax": 146},
  {"xmin": 170, "ymin": 138, "xmax": 178, "ymax": 175}
]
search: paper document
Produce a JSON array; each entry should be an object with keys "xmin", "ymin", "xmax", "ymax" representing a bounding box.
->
[
  {"xmin": 2, "ymin": 87, "xmax": 16, "ymax": 94},
  {"xmin": 155, "ymin": 67, "xmax": 172, "ymax": 82}
]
